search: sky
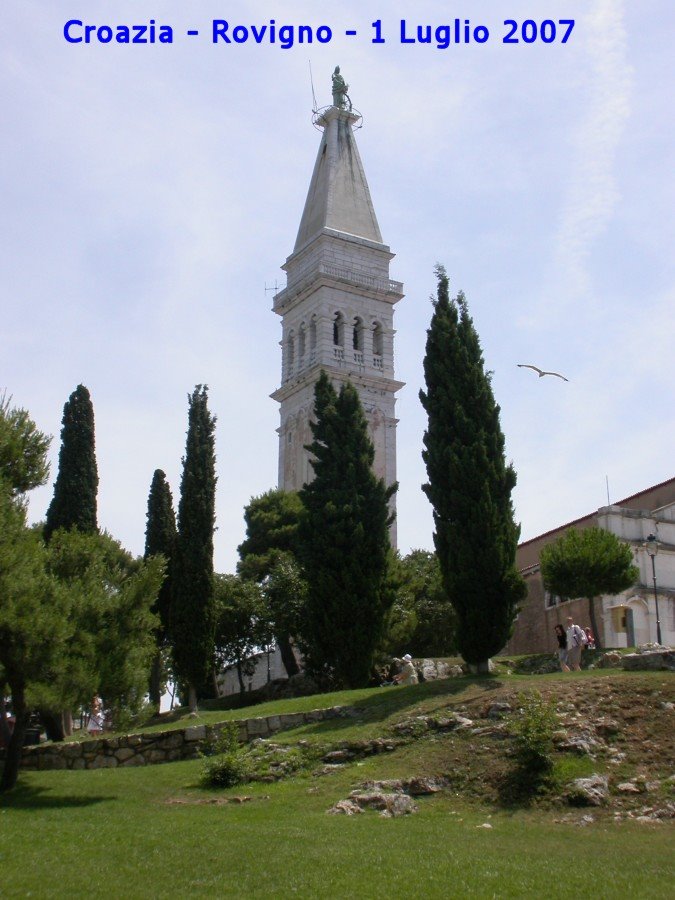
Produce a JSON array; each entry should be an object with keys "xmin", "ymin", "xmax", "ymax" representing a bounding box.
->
[{"xmin": 2, "ymin": 0, "xmax": 674, "ymax": 573}]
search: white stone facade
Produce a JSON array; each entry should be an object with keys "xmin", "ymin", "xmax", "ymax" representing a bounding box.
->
[
  {"xmin": 271, "ymin": 104, "xmax": 403, "ymax": 544},
  {"xmin": 595, "ymin": 502, "xmax": 675, "ymax": 648}
]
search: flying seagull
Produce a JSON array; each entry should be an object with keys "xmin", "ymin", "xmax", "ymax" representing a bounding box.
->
[{"xmin": 517, "ymin": 364, "xmax": 569, "ymax": 382}]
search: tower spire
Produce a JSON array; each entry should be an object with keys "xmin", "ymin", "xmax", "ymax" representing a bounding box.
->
[
  {"xmin": 295, "ymin": 68, "xmax": 381, "ymax": 251},
  {"xmin": 272, "ymin": 70, "xmax": 404, "ymax": 545}
]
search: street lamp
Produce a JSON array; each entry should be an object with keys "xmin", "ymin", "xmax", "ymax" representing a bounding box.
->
[{"xmin": 643, "ymin": 533, "xmax": 662, "ymax": 645}]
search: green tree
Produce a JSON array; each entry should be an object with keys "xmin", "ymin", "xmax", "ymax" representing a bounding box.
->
[
  {"xmin": 420, "ymin": 267, "xmax": 526, "ymax": 672},
  {"xmin": 0, "ymin": 398, "xmax": 65, "ymax": 791},
  {"xmin": 259, "ymin": 552, "xmax": 307, "ymax": 677},
  {"xmin": 44, "ymin": 384, "xmax": 98, "ymax": 542},
  {"xmin": 298, "ymin": 371, "xmax": 396, "ymax": 689},
  {"xmin": 540, "ymin": 527, "xmax": 639, "ymax": 650},
  {"xmin": 0, "ymin": 486, "xmax": 72, "ymax": 792},
  {"xmin": 171, "ymin": 386, "xmax": 217, "ymax": 712},
  {"xmin": 45, "ymin": 529, "xmax": 163, "ymax": 724},
  {"xmin": 237, "ymin": 489, "xmax": 303, "ymax": 581},
  {"xmin": 0, "ymin": 393, "xmax": 51, "ymax": 496},
  {"xmin": 144, "ymin": 469, "xmax": 176, "ymax": 710},
  {"xmin": 389, "ymin": 549, "xmax": 457, "ymax": 658},
  {"xmin": 237, "ymin": 489, "xmax": 304, "ymax": 676},
  {"xmin": 213, "ymin": 574, "xmax": 271, "ymax": 697}
]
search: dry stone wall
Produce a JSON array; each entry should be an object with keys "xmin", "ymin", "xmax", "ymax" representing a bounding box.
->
[{"xmin": 17, "ymin": 705, "xmax": 353, "ymax": 772}]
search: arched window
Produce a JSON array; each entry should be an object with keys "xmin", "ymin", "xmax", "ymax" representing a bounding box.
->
[
  {"xmin": 353, "ymin": 317, "xmax": 364, "ymax": 351},
  {"xmin": 333, "ymin": 311, "xmax": 344, "ymax": 346},
  {"xmin": 373, "ymin": 321, "xmax": 384, "ymax": 356},
  {"xmin": 298, "ymin": 322, "xmax": 306, "ymax": 361},
  {"xmin": 286, "ymin": 330, "xmax": 295, "ymax": 376},
  {"xmin": 309, "ymin": 316, "xmax": 317, "ymax": 352}
]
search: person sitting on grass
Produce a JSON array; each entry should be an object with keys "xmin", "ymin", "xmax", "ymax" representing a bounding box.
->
[{"xmin": 394, "ymin": 654, "xmax": 418, "ymax": 686}]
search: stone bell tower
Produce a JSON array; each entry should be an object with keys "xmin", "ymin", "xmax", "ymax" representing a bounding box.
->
[{"xmin": 270, "ymin": 69, "xmax": 404, "ymax": 545}]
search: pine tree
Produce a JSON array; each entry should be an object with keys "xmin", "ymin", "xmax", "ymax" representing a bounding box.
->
[
  {"xmin": 144, "ymin": 469, "xmax": 177, "ymax": 708},
  {"xmin": 170, "ymin": 386, "xmax": 217, "ymax": 712},
  {"xmin": 420, "ymin": 267, "xmax": 526, "ymax": 671},
  {"xmin": 44, "ymin": 384, "xmax": 98, "ymax": 542},
  {"xmin": 237, "ymin": 488, "xmax": 304, "ymax": 676},
  {"xmin": 298, "ymin": 371, "xmax": 396, "ymax": 688},
  {"xmin": 540, "ymin": 527, "xmax": 638, "ymax": 650}
]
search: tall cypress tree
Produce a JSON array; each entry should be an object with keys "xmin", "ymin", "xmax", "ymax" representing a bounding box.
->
[
  {"xmin": 44, "ymin": 384, "xmax": 98, "ymax": 542},
  {"xmin": 298, "ymin": 371, "xmax": 396, "ymax": 689},
  {"xmin": 171, "ymin": 386, "xmax": 217, "ymax": 712},
  {"xmin": 144, "ymin": 469, "xmax": 177, "ymax": 709},
  {"xmin": 420, "ymin": 267, "xmax": 526, "ymax": 671}
]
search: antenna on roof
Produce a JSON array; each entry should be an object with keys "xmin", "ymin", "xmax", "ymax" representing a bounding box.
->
[
  {"xmin": 264, "ymin": 280, "xmax": 279, "ymax": 297},
  {"xmin": 309, "ymin": 59, "xmax": 318, "ymax": 113},
  {"xmin": 605, "ymin": 475, "xmax": 610, "ymax": 505}
]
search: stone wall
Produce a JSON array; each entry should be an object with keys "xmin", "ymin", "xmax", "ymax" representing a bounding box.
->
[{"xmin": 16, "ymin": 705, "xmax": 353, "ymax": 772}]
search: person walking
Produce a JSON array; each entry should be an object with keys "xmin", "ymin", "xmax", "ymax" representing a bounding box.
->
[
  {"xmin": 565, "ymin": 616, "xmax": 586, "ymax": 671},
  {"xmin": 555, "ymin": 624, "xmax": 570, "ymax": 671}
]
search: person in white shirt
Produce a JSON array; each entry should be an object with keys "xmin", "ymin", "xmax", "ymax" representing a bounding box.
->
[
  {"xmin": 565, "ymin": 617, "xmax": 586, "ymax": 671},
  {"xmin": 394, "ymin": 654, "xmax": 418, "ymax": 685}
]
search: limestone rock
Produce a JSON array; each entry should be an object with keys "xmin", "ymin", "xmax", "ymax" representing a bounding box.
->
[
  {"xmin": 349, "ymin": 791, "xmax": 418, "ymax": 817},
  {"xmin": 597, "ymin": 651, "xmax": 622, "ymax": 668},
  {"xmin": 486, "ymin": 702, "xmax": 512, "ymax": 720},
  {"xmin": 327, "ymin": 799, "xmax": 363, "ymax": 816},
  {"xmin": 566, "ymin": 775, "xmax": 609, "ymax": 807},
  {"xmin": 622, "ymin": 650, "xmax": 675, "ymax": 671}
]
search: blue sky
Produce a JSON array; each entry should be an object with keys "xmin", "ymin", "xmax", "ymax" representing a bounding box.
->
[{"xmin": 2, "ymin": 1, "xmax": 674, "ymax": 572}]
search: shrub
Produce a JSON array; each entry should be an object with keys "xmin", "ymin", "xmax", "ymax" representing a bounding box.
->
[
  {"xmin": 200, "ymin": 751, "xmax": 252, "ymax": 788},
  {"xmin": 511, "ymin": 691, "xmax": 557, "ymax": 778},
  {"xmin": 200, "ymin": 722, "xmax": 251, "ymax": 788}
]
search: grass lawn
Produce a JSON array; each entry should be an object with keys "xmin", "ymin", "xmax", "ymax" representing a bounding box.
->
[
  {"xmin": 2, "ymin": 671, "xmax": 673, "ymax": 898},
  {"xmin": 2, "ymin": 761, "xmax": 673, "ymax": 899}
]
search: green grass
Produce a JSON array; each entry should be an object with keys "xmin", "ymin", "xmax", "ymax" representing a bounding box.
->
[
  {"xmin": 3, "ymin": 671, "xmax": 673, "ymax": 898},
  {"xmin": 2, "ymin": 760, "xmax": 673, "ymax": 899}
]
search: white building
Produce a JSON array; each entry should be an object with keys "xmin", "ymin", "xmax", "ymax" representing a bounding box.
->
[
  {"xmin": 270, "ymin": 78, "xmax": 404, "ymax": 545},
  {"xmin": 597, "ymin": 501, "xmax": 675, "ymax": 648}
]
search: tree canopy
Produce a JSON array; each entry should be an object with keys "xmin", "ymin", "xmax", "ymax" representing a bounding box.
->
[
  {"xmin": 420, "ymin": 267, "xmax": 526, "ymax": 670},
  {"xmin": 144, "ymin": 469, "xmax": 177, "ymax": 708},
  {"xmin": 0, "ymin": 393, "xmax": 51, "ymax": 496},
  {"xmin": 387, "ymin": 549, "xmax": 457, "ymax": 658},
  {"xmin": 540, "ymin": 526, "xmax": 639, "ymax": 649},
  {"xmin": 237, "ymin": 489, "xmax": 305, "ymax": 676},
  {"xmin": 44, "ymin": 384, "xmax": 98, "ymax": 542},
  {"xmin": 213, "ymin": 574, "xmax": 271, "ymax": 696},
  {"xmin": 171, "ymin": 385, "xmax": 217, "ymax": 711}
]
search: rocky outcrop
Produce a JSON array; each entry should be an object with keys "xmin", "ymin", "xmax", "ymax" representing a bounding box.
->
[
  {"xmin": 621, "ymin": 649, "xmax": 675, "ymax": 671},
  {"xmin": 566, "ymin": 774, "xmax": 609, "ymax": 807}
]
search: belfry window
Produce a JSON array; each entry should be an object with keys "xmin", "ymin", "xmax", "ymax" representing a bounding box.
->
[
  {"xmin": 298, "ymin": 323, "xmax": 306, "ymax": 360},
  {"xmin": 309, "ymin": 316, "xmax": 317, "ymax": 352},
  {"xmin": 287, "ymin": 331, "xmax": 295, "ymax": 374},
  {"xmin": 373, "ymin": 321, "xmax": 383, "ymax": 356},
  {"xmin": 333, "ymin": 311, "xmax": 345, "ymax": 346},
  {"xmin": 353, "ymin": 317, "xmax": 364, "ymax": 351}
]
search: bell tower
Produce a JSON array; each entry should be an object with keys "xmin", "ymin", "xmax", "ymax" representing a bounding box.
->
[{"xmin": 271, "ymin": 69, "xmax": 404, "ymax": 545}]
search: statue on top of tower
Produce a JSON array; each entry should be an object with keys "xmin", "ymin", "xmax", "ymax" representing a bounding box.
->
[{"xmin": 331, "ymin": 66, "xmax": 352, "ymax": 111}]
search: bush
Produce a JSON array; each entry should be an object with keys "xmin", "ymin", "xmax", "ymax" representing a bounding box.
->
[
  {"xmin": 511, "ymin": 691, "xmax": 557, "ymax": 778},
  {"xmin": 200, "ymin": 722, "xmax": 251, "ymax": 788},
  {"xmin": 200, "ymin": 751, "xmax": 252, "ymax": 788}
]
